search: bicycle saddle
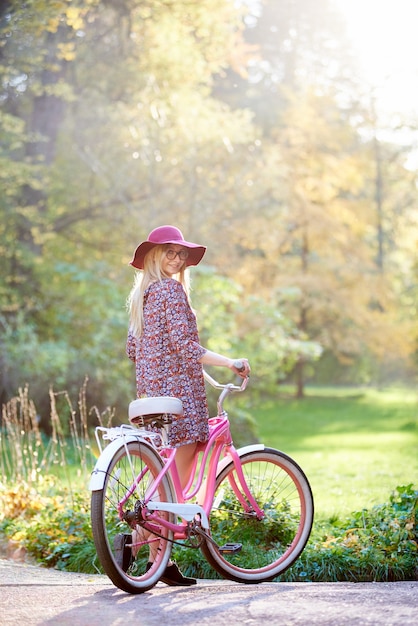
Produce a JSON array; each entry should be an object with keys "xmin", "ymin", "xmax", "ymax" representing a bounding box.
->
[{"xmin": 128, "ymin": 397, "xmax": 183, "ymax": 425}]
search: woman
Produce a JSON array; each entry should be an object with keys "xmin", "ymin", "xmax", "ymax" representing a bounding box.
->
[{"xmin": 117, "ymin": 225, "xmax": 250, "ymax": 586}]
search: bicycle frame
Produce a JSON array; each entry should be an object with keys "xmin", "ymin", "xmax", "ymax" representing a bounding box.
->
[
  {"xmin": 136, "ymin": 411, "xmax": 265, "ymax": 542},
  {"xmin": 91, "ymin": 371, "xmax": 265, "ymax": 553}
]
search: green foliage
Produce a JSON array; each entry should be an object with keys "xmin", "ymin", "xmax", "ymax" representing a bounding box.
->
[
  {"xmin": 1, "ymin": 480, "xmax": 415, "ymax": 581},
  {"xmin": 194, "ymin": 267, "xmax": 322, "ymax": 399},
  {"xmin": 0, "ymin": 381, "xmax": 416, "ymax": 580},
  {"xmin": 0, "ymin": 257, "xmax": 134, "ymax": 416},
  {"xmin": 0, "ymin": 479, "xmax": 99, "ymax": 573},
  {"xmin": 282, "ymin": 485, "xmax": 418, "ymax": 582},
  {"xmin": 0, "ymin": 382, "xmax": 109, "ymax": 483},
  {"xmin": 1, "ymin": 0, "xmax": 417, "ymax": 415}
]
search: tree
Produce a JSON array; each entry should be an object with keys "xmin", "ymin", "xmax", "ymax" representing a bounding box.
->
[
  {"xmin": 1, "ymin": 0, "xmax": 417, "ymax": 411},
  {"xmin": 0, "ymin": 0, "xmax": 271, "ymax": 410}
]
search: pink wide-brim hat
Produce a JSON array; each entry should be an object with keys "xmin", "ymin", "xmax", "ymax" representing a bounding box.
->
[{"xmin": 130, "ymin": 225, "xmax": 206, "ymax": 270}]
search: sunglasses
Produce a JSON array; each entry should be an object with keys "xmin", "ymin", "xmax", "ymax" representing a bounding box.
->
[{"xmin": 165, "ymin": 248, "xmax": 189, "ymax": 261}]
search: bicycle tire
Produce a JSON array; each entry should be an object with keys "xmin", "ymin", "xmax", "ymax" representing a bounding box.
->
[
  {"xmin": 201, "ymin": 447, "xmax": 314, "ymax": 583},
  {"xmin": 91, "ymin": 439, "xmax": 175, "ymax": 594}
]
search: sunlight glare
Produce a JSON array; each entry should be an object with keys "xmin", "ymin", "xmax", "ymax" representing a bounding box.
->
[{"xmin": 335, "ymin": 0, "xmax": 418, "ymax": 114}]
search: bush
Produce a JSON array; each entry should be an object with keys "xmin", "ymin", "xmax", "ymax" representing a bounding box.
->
[
  {"xmin": 281, "ymin": 484, "xmax": 418, "ymax": 582},
  {"xmin": 0, "ymin": 481, "xmax": 416, "ymax": 581},
  {"xmin": 0, "ymin": 479, "xmax": 100, "ymax": 573}
]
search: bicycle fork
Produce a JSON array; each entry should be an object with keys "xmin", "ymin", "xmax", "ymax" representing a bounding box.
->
[
  {"xmin": 124, "ymin": 443, "xmax": 266, "ymax": 555},
  {"xmin": 225, "ymin": 445, "xmax": 265, "ymax": 520}
]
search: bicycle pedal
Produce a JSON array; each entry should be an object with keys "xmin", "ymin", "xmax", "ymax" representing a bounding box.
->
[{"xmin": 218, "ymin": 542, "xmax": 242, "ymax": 554}]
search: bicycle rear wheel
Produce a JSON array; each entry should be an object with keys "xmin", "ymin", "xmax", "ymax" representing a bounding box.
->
[
  {"xmin": 91, "ymin": 439, "xmax": 175, "ymax": 594},
  {"xmin": 201, "ymin": 447, "xmax": 313, "ymax": 583}
]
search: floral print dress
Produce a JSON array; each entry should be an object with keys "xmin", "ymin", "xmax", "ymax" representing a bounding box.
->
[{"xmin": 126, "ymin": 278, "xmax": 209, "ymax": 447}]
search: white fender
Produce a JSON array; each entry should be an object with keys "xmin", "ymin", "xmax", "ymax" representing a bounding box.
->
[
  {"xmin": 89, "ymin": 434, "xmax": 151, "ymax": 491},
  {"xmin": 148, "ymin": 502, "xmax": 210, "ymax": 529},
  {"xmin": 216, "ymin": 443, "xmax": 265, "ymax": 478}
]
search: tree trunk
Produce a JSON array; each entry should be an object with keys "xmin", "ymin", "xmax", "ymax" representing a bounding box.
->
[
  {"xmin": 294, "ymin": 229, "xmax": 309, "ymax": 398},
  {"xmin": 295, "ymin": 358, "xmax": 305, "ymax": 399},
  {"xmin": 374, "ymin": 134, "xmax": 384, "ymax": 273}
]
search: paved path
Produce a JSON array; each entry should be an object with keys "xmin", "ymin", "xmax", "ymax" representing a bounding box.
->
[{"xmin": 0, "ymin": 559, "xmax": 417, "ymax": 625}]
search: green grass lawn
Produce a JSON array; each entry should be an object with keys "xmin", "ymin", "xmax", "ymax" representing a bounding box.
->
[
  {"xmin": 1, "ymin": 384, "xmax": 416, "ymax": 581},
  {"xmin": 251, "ymin": 386, "xmax": 418, "ymax": 520}
]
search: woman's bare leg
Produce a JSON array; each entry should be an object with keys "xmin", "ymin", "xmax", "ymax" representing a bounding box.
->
[
  {"xmin": 133, "ymin": 442, "xmax": 197, "ymax": 565},
  {"xmin": 173, "ymin": 442, "xmax": 197, "ymax": 490}
]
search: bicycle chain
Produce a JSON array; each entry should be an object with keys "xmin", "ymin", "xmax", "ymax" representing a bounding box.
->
[{"xmin": 136, "ymin": 519, "xmax": 208, "ymax": 550}]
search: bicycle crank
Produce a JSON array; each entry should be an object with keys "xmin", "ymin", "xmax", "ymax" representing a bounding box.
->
[{"xmin": 192, "ymin": 526, "xmax": 243, "ymax": 554}]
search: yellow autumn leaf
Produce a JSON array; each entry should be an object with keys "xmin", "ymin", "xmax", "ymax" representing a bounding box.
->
[
  {"xmin": 65, "ymin": 7, "xmax": 84, "ymax": 31},
  {"xmin": 57, "ymin": 42, "xmax": 76, "ymax": 62},
  {"xmin": 343, "ymin": 533, "xmax": 359, "ymax": 548},
  {"xmin": 46, "ymin": 17, "xmax": 60, "ymax": 33}
]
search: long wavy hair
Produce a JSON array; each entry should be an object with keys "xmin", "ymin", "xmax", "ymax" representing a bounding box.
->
[{"xmin": 127, "ymin": 244, "xmax": 191, "ymax": 338}]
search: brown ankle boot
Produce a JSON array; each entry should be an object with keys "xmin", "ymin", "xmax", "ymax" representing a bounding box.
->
[{"xmin": 146, "ymin": 561, "xmax": 197, "ymax": 586}]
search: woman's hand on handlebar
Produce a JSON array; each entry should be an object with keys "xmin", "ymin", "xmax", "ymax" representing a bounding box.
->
[
  {"xmin": 199, "ymin": 349, "xmax": 250, "ymax": 378},
  {"xmin": 230, "ymin": 358, "xmax": 251, "ymax": 378}
]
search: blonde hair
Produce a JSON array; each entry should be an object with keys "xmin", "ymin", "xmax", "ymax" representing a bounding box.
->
[{"xmin": 127, "ymin": 244, "xmax": 191, "ymax": 338}]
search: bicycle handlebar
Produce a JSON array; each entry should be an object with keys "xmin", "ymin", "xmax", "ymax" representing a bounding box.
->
[
  {"xmin": 203, "ymin": 368, "xmax": 249, "ymax": 393},
  {"xmin": 233, "ymin": 359, "xmax": 246, "ymax": 373}
]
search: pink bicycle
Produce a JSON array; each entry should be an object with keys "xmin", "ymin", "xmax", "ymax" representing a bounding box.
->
[{"xmin": 90, "ymin": 367, "xmax": 314, "ymax": 594}]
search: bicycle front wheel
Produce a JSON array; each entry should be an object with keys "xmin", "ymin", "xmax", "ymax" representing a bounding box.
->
[
  {"xmin": 201, "ymin": 447, "xmax": 314, "ymax": 583},
  {"xmin": 91, "ymin": 439, "xmax": 175, "ymax": 594}
]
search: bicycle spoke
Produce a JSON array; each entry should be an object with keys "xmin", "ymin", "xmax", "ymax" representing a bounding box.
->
[
  {"xmin": 91, "ymin": 440, "xmax": 175, "ymax": 594},
  {"xmin": 202, "ymin": 448, "xmax": 313, "ymax": 582}
]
